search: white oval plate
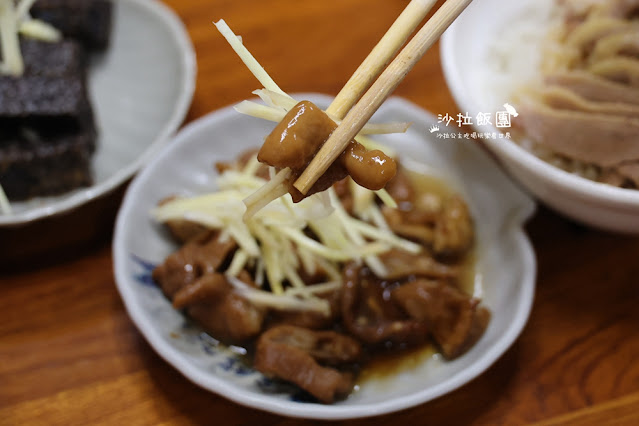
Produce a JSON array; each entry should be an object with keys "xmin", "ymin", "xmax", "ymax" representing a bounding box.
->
[
  {"xmin": 0, "ymin": 0, "xmax": 196, "ymax": 226},
  {"xmin": 441, "ymin": 0, "xmax": 639, "ymax": 233},
  {"xmin": 113, "ymin": 94, "xmax": 536, "ymax": 420}
]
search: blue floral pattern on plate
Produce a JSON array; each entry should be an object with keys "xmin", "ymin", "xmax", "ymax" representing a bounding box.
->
[{"xmin": 129, "ymin": 253, "xmax": 313, "ymax": 403}]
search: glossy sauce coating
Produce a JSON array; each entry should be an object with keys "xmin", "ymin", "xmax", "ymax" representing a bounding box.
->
[{"xmin": 258, "ymin": 100, "xmax": 397, "ymax": 198}]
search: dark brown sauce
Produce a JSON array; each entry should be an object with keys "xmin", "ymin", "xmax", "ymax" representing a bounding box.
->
[
  {"xmin": 179, "ymin": 168, "xmax": 479, "ymax": 392},
  {"xmin": 355, "ymin": 169, "xmax": 479, "ymax": 384},
  {"xmin": 356, "ymin": 344, "xmax": 438, "ymax": 385}
]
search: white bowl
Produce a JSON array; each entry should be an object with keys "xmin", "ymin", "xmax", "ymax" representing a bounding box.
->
[
  {"xmin": 441, "ymin": 0, "xmax": 639, "ymax": 234},
  {"xmin": 113, "ymin": 94, "xmax": 536, "ymax": 420},
  {"xmin": 0, "ymin": 0, "xmax": 196, "ymax": 226}
]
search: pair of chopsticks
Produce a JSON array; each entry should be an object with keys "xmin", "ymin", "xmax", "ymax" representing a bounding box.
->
[{"xmin": 293, "ymin": 0, "xmax": 474, "ymax": 195}]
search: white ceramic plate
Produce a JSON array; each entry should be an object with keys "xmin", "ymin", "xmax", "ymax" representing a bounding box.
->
[
  {"xmin": 113, "ymin": 94, "xmax": 536, "ymax": 420},
  {"xmin": 0, "ymin": 0, "xmax": 196, "ymax": 226},
  {"xmin": 441, "ymin": 0, "xmax": 639, "ymax": 233}
]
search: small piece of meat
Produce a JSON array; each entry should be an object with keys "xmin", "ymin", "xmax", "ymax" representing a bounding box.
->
[
  {"xmin": 258, "ymin": 101, "xmax": 396, "ymax": 202},
  {"xmin": 385, "ymin": 167, "xmax": 415, "ymax": 205},
  {"xmin": 433, "ymin": 196, "xmax": 474, "ymax": 256},
  {"xmin": 172, "ymin": 273, "xmax": 229, "ymax": 309},
  {"xmin": 254, "ymin": 325, "xmax": 361, "ymax": 403},
  {"xmin": 158, "ymin": 196, "xmax": 208, "ymax": 243},
  {"xmin": 589, "ymin": 28, "xmax": 639, "ymax": 65},
  {"xmin": 269, "ymin": 288, "xmax": 341, "ymax": 330},
  {"xmin": 537, "ymin": 86, "xmax": 639, "ymax": 119},
  {"xmin": 393, "ymin": 280, "xmax": 491, "ymax": 359},
  {"xmin": 516, "ymin": 97, "xmax": 639, "ymax": 167},
  {"xmin": 379, "ymin": 249, "xmax": 458, "ymax": 280},
  {"xmin": 152, "ymin": 231, "xmax": 237, "ymax": 298},
  {"xmin": 588, "ymin": 57, "xmax": 639, "ymax": 87},
  {"xmin": 387, "ymin": 222, "xmax": 434, "ymax": 246},
  {"xmin": 170, "ymin": 272, "xmax": 265, "ymax": 343},
  {"xmin": 546, "ymin": 71, "xmax": 639, "ymax": 105},
  {"xmin": 564, "ymin": 16, "xmax": 634, "ymax": 54},
  {"xmin": 341, "ymin": 141, "xmax": 397, "ymax": 191},
  {"xmin": 341, "ymin": 263, "xmax": 429, "ymax": 345},
  {"xmin": 188, "ymin": 289, "xmax": 265, "ymax": 344}
]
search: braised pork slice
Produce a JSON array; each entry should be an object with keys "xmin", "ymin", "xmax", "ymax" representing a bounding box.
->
[
  {"xmin": 393, "ymin": 280, "xmax": 491, "ymax": 359},
  {"xmin": 516, "ymin": 97, "xmax": 639, "ymax": 167},
  {"xmin": 538, "ymin": 86, "xmax": 639, "ymax": 119},
  {"xmin": 433, "ymin": 196, "xmax": 474, "ymax": 256},
  {"xmin": 589, "ymin": 28, "xmax": 639, "ymax": 64},
  {"xmin": 546, "ymin": 71, "xmax": 639, "ymax": 105},
  {"xmin": 269, "ymin": 287, "xmax": 342, "ymax": 330},
  {"xmin": 163, "ymin": 271, "xmax": 265, "ymax": 343},
  {"xmin": 258, "ymin": 101, "xmax": 396, "ymax": 202},
  {"xmin": 379, "ymin": 249, "xmax": 458, "ymax": 280},
  {"xmin": 158, "ymin": 196, "xmax": 208, "ymax": 243},
  {"xmin": 589, "ymin": 57, "xmax": 639, "ymax": 87},
  {"xmin": 152, "ymin": 231, "xmax": 237, "ymax": 298},
  {"xmin": 254, "ymin": 325, "xmax": 361, "ymax": 403},
  {"xmin": 341, "ymin": 263, "xmax": 430, "ymax": 345}
]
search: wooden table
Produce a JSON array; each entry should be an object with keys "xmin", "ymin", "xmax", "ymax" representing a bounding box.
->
[{"xmin": 2, "ymin": 1, "xmax": 638, "ymax": 424}]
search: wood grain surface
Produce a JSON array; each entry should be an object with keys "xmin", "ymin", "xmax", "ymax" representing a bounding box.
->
[{"xmin": 1, "ymin": 1, "xmax": 638, "ymax": 425}]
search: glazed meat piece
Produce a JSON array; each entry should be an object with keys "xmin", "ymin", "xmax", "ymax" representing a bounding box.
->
[
  {"xmin": 383, "ymin": 168, "xmax": 471, "ymax": 251},
  {"xmin": 379, "ymin": 249, "xmax": 458, "ymax": 280},
  {"xmin": 393, "ymin": 280, "xmax": 491, "ymax": 359},
  {"xmin": 385, "ymin": 166, "xmax": 415, "ymax": 205},
  {"xmin": 254, "ymin": 325, "xmax": 361, "ymax": 403},
  {"xmin": 152, "ymin": 231, "xmax": 237, "ymax": 298},
  {"xmin": 341, "ymin": 263, "xmax": 429, "ymax": 345},
  {"xmin": 433, "ymin": 195, "xmax": 474, "ymax": 256},
  {"xmin": 157, "ymin": 197, "xmax": 208, "ymax": 243},
  {"xmin": 269, "ymin": 288, "xmax": 342, "ymax": 330},
  {"xmin": 258, "ymin": 101, "xmax": 397, "ymax": 202},
  {"xmin": 173, "ymin": 272, "xmax": 265, "ymax": 343}
]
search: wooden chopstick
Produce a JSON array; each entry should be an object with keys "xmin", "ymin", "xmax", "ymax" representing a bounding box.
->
[
  {"xmin": 326, "ymin": 0, "xmax": 437, "ymax": 120},
  {"xmin": 294, "ymin": 0, "xmax": 474, "ymax": 195}
]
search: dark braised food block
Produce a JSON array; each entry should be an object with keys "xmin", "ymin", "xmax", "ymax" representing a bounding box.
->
[
  {"xmin": 0, "ymin": 38, "xmax": 93, "ymax": 129},
  {"xmin": 0, "ymin": 73, "xmax": 94, "ymax": 129},
  {"xmin": 31, "ymin": 0, "xmax": 113, "ymax": 51},
  {"xmin": 20, "ymin": 39, "xmax": 87, "ymax": 78},
  {"xmin": 0, "ymin": 38, "xmax": 97, "ymax": 200},
  {"xmin": 0, "ymin": 131, "xmax": 94, "ymax": 200}
]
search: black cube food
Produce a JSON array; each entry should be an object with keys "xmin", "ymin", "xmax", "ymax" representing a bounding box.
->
[
  {"xmin": 0, "ymin": 40, "xmax": 96, "ymax": 200},
  {"xmin": 0, "ymin": 132, "xmax": 94, "ymax": 200},
  {"xmin": 31, "ymin": 0, "xmax": 113, "ymax": 51}
]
